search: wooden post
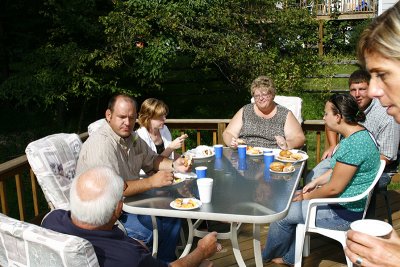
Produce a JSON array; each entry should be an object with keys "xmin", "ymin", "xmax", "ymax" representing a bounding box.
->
[
  {"xmin": 30, "ymin": 169, "xmax": 39, "ymax": 216},
  {"xmin": 316, "ymin": 131, "xmax": 321, "ymax": 164},
  {"xmin": 0, "ymin": 181, "xmax": 8, "ymax": 215},
  {"xmin": 318, "ymin": 20, "xmax": 324, "ymax": 56},
  {"xmin": 197, "ymin": 131, "xmax": 201, "ymax": 146},
  {"xmin": 15, "ymin": 174, "xmax": 25, "ymax": 221},
  {"xmin": 217, "ymin": 122, "xmax": 226, "ymax": 146},
  {"xmin": 181, "ymin": 131, "xmax": 186, "ymax": 152}
]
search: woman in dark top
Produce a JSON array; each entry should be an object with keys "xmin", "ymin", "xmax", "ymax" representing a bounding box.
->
[{"xmin": 136, "ymin": 98, "xmax": 188, "ymax": 160}]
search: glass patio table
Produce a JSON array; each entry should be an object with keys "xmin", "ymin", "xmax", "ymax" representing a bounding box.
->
[{"xmin": 123, "ymin": 147, "xmax": 306, "ymax": 266}]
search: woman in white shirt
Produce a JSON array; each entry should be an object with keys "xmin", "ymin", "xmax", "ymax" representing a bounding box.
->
[{"xmin": 137, "ymin": 98, "xmax": 187, "ymax": 160}]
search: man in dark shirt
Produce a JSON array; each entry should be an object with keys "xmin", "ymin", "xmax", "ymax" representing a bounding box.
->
[{"xmin": 42, "ymin": 166, "xmax": 218, "ymax": 267}]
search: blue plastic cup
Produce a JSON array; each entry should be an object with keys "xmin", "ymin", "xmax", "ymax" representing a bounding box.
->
[
  {"xmin": 214, "ymin": 144, "xmax": 223, "ymax": 159},
  {"xmin": 195, "ymin": 166, "xmax": 207, "ymax": 178},
  {"xmin": 238, "ymin": 145, "xmax": 247, "ymax": 159},
  {"xmin": 238, "ymin": 158, "xmax": 247, "ymax": 170},
  {"xmin": 264, "ymin": 152, "xmax": 275, "ymax": 169}
]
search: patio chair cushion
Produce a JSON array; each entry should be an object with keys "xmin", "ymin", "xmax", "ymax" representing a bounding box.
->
[
  {"xmin": 0, "ymin": 213, "xmax": 99, "ymax": 267},
  {"xmin": 25, "ymin": 133, "xmax": 82, "ymax": 210}
]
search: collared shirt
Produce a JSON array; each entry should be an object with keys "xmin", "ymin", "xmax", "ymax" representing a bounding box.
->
[
  {"xmin": 77, "ymin": 122, "xmax": 158, "ymax": 180},
  {"xmin": 362, "ymin": 98, "xmax": 400, "ymax": 161}
]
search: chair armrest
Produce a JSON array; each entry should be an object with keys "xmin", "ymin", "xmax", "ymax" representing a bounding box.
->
[{"xmin": 306, "ymin": 196, "xmax": 364, "ymax": 228}]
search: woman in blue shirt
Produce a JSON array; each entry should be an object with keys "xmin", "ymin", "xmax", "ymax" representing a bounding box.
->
[{"xmin": 262, "ymin": 93, "xmax": 380, "ymax": 265}]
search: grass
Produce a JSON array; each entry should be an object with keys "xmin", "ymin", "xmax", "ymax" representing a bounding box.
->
[{"xmin": 389, "ymin": 182, "xmax": 400, "ymax": 190}]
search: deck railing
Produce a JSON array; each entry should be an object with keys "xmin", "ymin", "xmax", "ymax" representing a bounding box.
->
[
  {"xmin": 0, "ymin": 119, "xmax": 325, "ymax": 224},
  {"xmin": 301, "ymin": 0, "xmax": 376, "ymax": 18}
]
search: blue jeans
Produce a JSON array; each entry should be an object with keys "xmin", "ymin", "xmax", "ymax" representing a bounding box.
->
[
  {"xmin": 119, "ymin": 212, "xmax": 181, "ymax": 263},
  {"xmin": 262, "ymin": 200, "xmax": 353, "ymax": 265},
  {"xmin": 305, "ymin": 158, "xmax": 331, "ymax": 184}
]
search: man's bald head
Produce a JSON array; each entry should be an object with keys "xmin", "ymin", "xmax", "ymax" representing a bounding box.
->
[
  {"xmin": 75, "ymin": 168, "xmax": 107, "ymax": 201},
  {"xmin": 70, "ymin": 167, "xmax": 124, "ymax": 227}
]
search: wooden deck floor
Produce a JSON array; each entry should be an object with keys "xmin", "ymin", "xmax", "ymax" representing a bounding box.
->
[{"xmin": 194, "ymin": 190, "xmax": 400, "ymax": 266}]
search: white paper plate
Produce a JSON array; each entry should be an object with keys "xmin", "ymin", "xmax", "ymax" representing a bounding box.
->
[
  {"xmin": 269, "ymin": 168, "xmax": 296, "ymax": 174},
  {"xmin": 170, "ymin": 198, "xmax": 202, "ymax": 210},
  {"xmin": 276, "ymin": 150, "xmax": 309, "ymax": 163},
  {"xmin": 172, "ymin": 172, "xmax": 197, "ymax": 185},
  {"xmin": 186, "ymin": 146, "xmax": 215, "ymax": 159},
  {"xmin": 246, "ymin": 147, "xmax": 264, "ymax": 156}
]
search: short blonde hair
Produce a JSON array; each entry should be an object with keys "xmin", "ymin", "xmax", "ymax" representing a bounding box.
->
[
  {"xmin": 358, "ymin": 1, "xmax": 400, "ymax": 66},
  {"xmin": 250, "ymin": 76, "xmax": 276, "ymax": 96},
  {"xmin": 138, "ymin": 98, "xmax": 169, "ymax": 130}
]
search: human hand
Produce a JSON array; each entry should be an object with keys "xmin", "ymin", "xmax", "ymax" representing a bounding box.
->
[
  {"xmin": 321, "ymin": 147, "xmax": 335, "ymax": 160},
  {"xmin": 230, "ymin": 137, "xmax": 245, "ymax": 148},
  {"xmin": 230, "ymin": 137, "xmax": 238, "ymax": 148},
  {"xmin": 302, "ymin": 180, "xmax": 318, "ymax": 194},
  {"xmin": 169, "ymin": 134, "xmax": 188, "ymax": 150},
  {"xmin": 292, "ymin": 190, "xmax": 303, "ymax": 202},
  {"xmin": 149, "ymin": 170, "xmax": 174, "ymax": 188},
  {"xmin": 345, "ymin": 229, "xmax": 400, "ymax": 267},
  {"xmin": 197, "ymin": 231, "xmax": 219, "ymax": 258},
  {"xmin": 275, "ymin": 136, "xmax": 288, "ymax": 150},
  {"xmin": 173, "ymin": 157, "xmax": 192, "ymax": 173}
]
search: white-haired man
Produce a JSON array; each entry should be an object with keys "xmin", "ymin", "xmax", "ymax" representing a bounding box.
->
[{"xmin": 42, "ymin": 166, "xmax": 218, "ymax": 267}]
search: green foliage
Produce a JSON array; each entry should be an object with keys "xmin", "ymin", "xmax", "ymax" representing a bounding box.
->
[
  {"xmin": 1, "ymin": 0, "xmax": 323, "ymax": 112},
  {"xmin": 323, "ymin": 19, "xmax": 371, "ymax": 56}
]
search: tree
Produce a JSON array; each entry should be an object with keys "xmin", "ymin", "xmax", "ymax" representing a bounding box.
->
[
  {"xmin": 0, "ymin": 0, "xmax": 321, "ymax": 122},
  {"xmin": 98, "ymin": 0, "xmax": 320, "ymax": 92}
]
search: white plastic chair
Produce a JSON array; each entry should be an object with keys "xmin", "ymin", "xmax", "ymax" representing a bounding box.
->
[
  {"xmin": 294, "ymin": 160, "xmax": 386, "ymax": 267},
  {"xmin": 251, "ymin": 95, "xmax": 303, "ymax": 124},
  {"xmin": 0, "ymin": 212, "xmax": 99, "ymax": 267},
  {"xmin": 181, "ymin": 220, "xmax": 243, "ymax": 263},
  {"xmin": 87, "ymin": 118, "xmax": 107, "ymax": 136},
  {"xmin": 25, "ymin": 133, "xmax": 82, "ymax": 210}
]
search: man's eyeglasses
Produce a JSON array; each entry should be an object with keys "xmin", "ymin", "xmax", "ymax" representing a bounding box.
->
[{"xmin": 253, "ymin": 92, "xmax": 273, "ymax": 101}]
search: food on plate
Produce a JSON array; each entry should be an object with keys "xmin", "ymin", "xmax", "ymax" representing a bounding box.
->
[
  {"xmin": 202, "ymin": 149, "xmax": 213, "ymax": 156},
  {"xmin": 173, "ymin": 198, "xmax": 197, "ymax": 209},
  {"xmin": 196, "ymin": 145, "xmax": 214, "ymax": 157},
  {"xmin": 183, "ymin": 154, "xmax": 193, "ymax": 167},
  {"xmin": 270, "ymin": 162, "xmax": 294, "ymax": 172},
  {"xmin": 279, "ymin": 150, "xmax": 292, "ymax": 158},
  {"xmin": 290, "ymin": 153, "xmax": 303, "ymax": 161},
  {"xmin": 173, "ymin": 176, "xmax": 183, "ymax": 184},
  {"xmin": 246, "ymin": 146, "xmax": 262, "ymax": 155},
  {"xmin": 277, "ymin": 150, "xmax": 303, "ymax": 161},
  {"xmin": 270, "ymin": 161, "xmax": 285, "ymax": 172},
  {"xmin": 283, "ymin": 163, "xmax": 295, "ymax": 172}
]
